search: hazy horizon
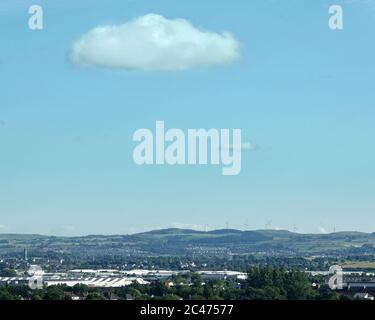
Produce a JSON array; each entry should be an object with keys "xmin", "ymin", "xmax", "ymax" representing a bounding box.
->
[{"xmin": 0, "ymin": 225, "xmax": 372, "ymax": 237}]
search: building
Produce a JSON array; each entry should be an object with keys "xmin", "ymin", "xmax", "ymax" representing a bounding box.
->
[
  {"xmin": 347, "ymin": 282, "xmax": 375, "ymax": 291},
  {"xmin": 0, "ymin": 277, "xmax": 30, "ymax": 287},
  {"xmin": 44, "ymin": 277, "xmax": 149, "ymax": 288},
  {"xmin": 354, "ymin": 293, "xmax": 375, "ymax": 300}
]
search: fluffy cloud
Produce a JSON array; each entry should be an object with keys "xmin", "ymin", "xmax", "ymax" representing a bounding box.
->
[{"xmin": 70, "ymin": 14, "xmax": 240, "ymax": 71}]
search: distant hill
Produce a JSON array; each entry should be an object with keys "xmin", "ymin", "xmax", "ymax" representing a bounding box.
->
[{"xmin": 1, "ymin": 228, "xmax": 375, "ymax": 257}]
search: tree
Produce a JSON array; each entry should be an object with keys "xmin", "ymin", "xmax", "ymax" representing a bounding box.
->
[
  {"xmin": 44, "ymin": 286, "xmax": 65, "ymax": 300},
  {"xmin": 191, "ymin": 273, "xmax": 203, "ymax": 287},
  {"xmin": 0, "ymin": 269, "xmax": 17, "ymax": 277},
  {"xmin": 31, "ymin": 294, "xmax": 43, "ymax": 300},
  {"xmin": 72, "ymin": 284, "xmax": 89, "ymax": 295},
  {"xmin": 317, "ymin": 285, "xmax": 340, "ymax": 300},
  {"xmin": 246, "ymin": 267, "xmax": 316, "ymax": 300},
  {"xmin": 285, "ymin": 270, "xmax": 316, "ymax": 300},
  {"xmin": 86, "ymin": 292, "xmax": 104, "ymax": 300},
  {"xmin": 0, "ymin": 288, "xmax": 14, "ymax": 300}
]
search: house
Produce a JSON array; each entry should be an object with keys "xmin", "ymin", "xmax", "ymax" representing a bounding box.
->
[
  {"xmin": 354, "ymin": 293, "xmax": 374, "ymax": 300},
  {"xmin": 64, "ymin": 292, "xmax": 81, "ymax": 301},
  {"xmin": 164, "ymin": 281, "xmax": 174, "ymax": 289},
  {"xmin": 125, "ymin": 294, "xmax": 134, "ymax": 301}
]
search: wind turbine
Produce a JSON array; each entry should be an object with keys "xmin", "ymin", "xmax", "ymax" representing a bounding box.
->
[
  {"xmin": 265, "ymin": 219, "xmax": 272, "ymax": 230},
  {"xmin": 293, "ymin": 224, "xmax": 298, "ymax": 233},
  {"xmin": 244, "ymin": 220, "xmax": 250, "ymax": 230}
]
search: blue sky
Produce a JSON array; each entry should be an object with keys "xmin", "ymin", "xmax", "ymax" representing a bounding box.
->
[{"xmin": 0, "ymin": 0, "xmax": 374, "ymax": 235}]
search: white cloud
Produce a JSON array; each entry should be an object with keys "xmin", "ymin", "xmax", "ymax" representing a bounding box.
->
[
  {"xmin": 70, "ymin": 14, "xmax": 241, "ymax": 71},
  {"xmin": 272, "ymin": 226, "xmax": 283, "ymax": 231},
  {"xmin": 318, "ymin": 226, "xmax": 328, "ymax": 234}
]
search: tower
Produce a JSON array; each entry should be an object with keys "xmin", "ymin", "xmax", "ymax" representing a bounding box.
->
[{"xmin": 24, "ymin": 248, "xmax": 28, "ymax": 261}]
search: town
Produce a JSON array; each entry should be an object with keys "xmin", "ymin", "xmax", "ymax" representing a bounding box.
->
[{"xmin": 1, "ymin": 239, "xmax": 375, "ymax": 301}]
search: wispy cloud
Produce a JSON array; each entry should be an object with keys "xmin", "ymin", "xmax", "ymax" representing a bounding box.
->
[
  {"xmin": 62, "ymin": 225, "xmax": 75, "ymax": 233},
  {"xmin": 318, "ymin": 226, "xmax": 328, "ymax": 234},
  {"xmin": 171, "ymin": 222, "xmax": 206, "ymax": 231},
  {"xmin": 70, "ymin": 14, "xmax": 241, "ymax": 71},
  {"xmin": 221, "ymin": 141, "xmax": 259, "ymax": 152}
]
